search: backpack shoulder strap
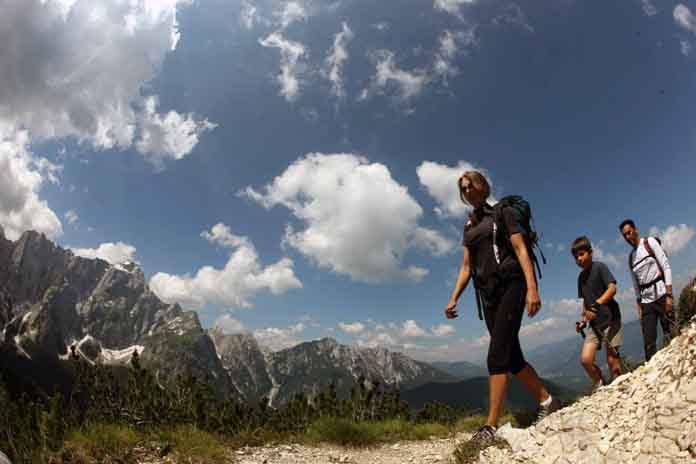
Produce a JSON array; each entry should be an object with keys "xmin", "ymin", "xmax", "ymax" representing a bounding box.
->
[{"xmin": 644, "ymin": 237, "xmax": 665, "ymax": 279}]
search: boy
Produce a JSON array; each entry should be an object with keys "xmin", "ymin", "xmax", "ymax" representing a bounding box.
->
[{"xmin": 571, "ymin": 236, "xmax": 623, "ymax": 392}]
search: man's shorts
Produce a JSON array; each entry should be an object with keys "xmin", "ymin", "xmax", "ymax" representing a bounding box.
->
[{"xmin": 584, "ymin": 321, "xmax": 623, "ymax": 353}]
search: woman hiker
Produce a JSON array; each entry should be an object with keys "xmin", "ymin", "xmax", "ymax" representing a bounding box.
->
[{"xmin": 444, "ymin": 170, "xmax": 561, "ymax": 446}]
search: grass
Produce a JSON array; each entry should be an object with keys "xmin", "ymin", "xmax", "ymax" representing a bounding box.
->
[
  {"xmin": 303, "ymin": 417, "xmax": 451, "ymax": 447},
  {"xmin": 41, "ymin": 412, "xmax": 527, "ymax": 462},
  {"xmin": 151, "ymin": 425, "xmax": 229, "ymax": 463},
  {"xmin": 58, "ymin": 423, "xmax": 142, "ymax": 463}
]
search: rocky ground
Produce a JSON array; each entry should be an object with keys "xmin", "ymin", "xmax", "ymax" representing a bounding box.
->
[
  {"xmin": 481, "ymin": 319, "xmax": 696, "ymax": 464},
  {"xmin": 136, "ymin": 432, "xmax": 472, "ymax": 464}
]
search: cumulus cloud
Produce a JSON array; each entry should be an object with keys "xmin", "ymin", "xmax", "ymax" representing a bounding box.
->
[
  {"xmin": 135, "ymin": 97, "xmax": 217, "ymax": 170},
  {"xmin": 431, "ymin": 324, "xmax": 456, "ymax": 337},
  {"xmin": 416, "ymin": 160, "xmax": 494, "ymax": 219},
  {"xmin": 338, "ymin": 321, "xmax": 365, "ymax": 335},
  {"xmin": 243, "ymin": 153, "xmax": 440, "ymax": 283},
  {"xmin": 0, "ymin": 128, "xmax": 63, "ymax": 240},
  {"xmin": 411, "ymin": 227, "xmax": 458, "ymax": 256},
  {"xmin": 519, "ymin": 317, "xmax": 566, "ymax": 338},
  {"xmin": 401, "ymin": 320, "xmax": 428, "ymax": 338},
  {"xmin": 64, "ymin": 210, "xmax": 79, "ymax": 224},
  {"xmin": 0, "ymin": 0, "xmax": 195, "ymax": 149},
  {"xmin": 593, "ymin": 245, "xmax": 622, "ymax": 268},
  {"xmin": 259, "ymin": 32, "xmax": 307, "ymax": 101},
  {"xmin": 71, "ymin": 241, "xmax": 137, "ymax": 265},
  {"xmin": 323, "ymin": 22, "xmax": 354, "ymax": 98},
  {"xmin": 641, "ymin": 0, "xmax": 657, "ymax": 16},
  {"xmin": 548, "ymin": 298, "xmax": 582, "ymax": 318},
  {"xmin": 648, "ymin": 224, "xmax": 695, "ymax": 255},
  {"xmin": 254, "ymin": 323, "xmax": 306, "ymax": 351},
  {"xmin": 149, "ymin": 223, "xmax": 302, "ymax": 310},
  {"xmin": 675, "ymin": 5, "xmax": 696, "ymax": 33},
  {"xmin": 214, "ymin": 314, "xmax": 246, "ymax": 334}
]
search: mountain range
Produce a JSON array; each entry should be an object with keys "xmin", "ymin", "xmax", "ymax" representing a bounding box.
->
[{"xmin": 0, "ymin": 228, "xmax": 454, "ymax": 405}]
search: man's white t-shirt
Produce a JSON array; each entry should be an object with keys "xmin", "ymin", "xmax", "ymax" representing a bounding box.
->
[{"xmin": 629, "ymin": 237, "xmax": 672, "ymax": 304}]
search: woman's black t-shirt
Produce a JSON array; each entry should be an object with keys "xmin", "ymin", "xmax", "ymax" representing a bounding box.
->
[{"xmin": 463, "ymin": 205, "xmax": 523, "ymax": 296}]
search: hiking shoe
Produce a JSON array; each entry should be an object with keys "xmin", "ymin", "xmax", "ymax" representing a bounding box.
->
[
  {"xmin": 468, "ymin": 425, "xmax": 498, "ymax": 446},
  {"xmin": 535, "ymin": 396, "xmax": 562, "ymax": 423}
]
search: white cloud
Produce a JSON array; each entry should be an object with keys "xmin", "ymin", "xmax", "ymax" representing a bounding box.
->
[
  {"xmin": 433, "ymin": 29, "xmax": 477, "ymax": 82},
  {"xmin": 434, "ymin": 0, "xmax": 476, "ymax": 18},
  {"xmin": 135, "ymin": 96, "xmax": 217, "ymax": 170},
  {"xmin": 411, "ymin": 227, "xmax": 458, "ymax": 256},
  {"xmin": 71, "ymin": 241, "xmax": 137, "ymax": 265},
  {"xmin": 149, "ymin": 223, "xmax": 302, "ymax": 309},
  {"xmin": 547, "ymin": 298, "xmax": 582, "ymax": 318},
  {"xmin": 519, "ymin": 317, "xmax": 566, "ymax": 338},
  {"xmin": 0, "ymin": 0, "xmax": 195, "ymax": 150},
  {"xmin": 416, "ymin": 160, "xmax": 494, "ymax": 219},
  {"xmin": 492, "ymin": 3, "xmax": 534, "ymax": 33},
  {"xmin": 431, "ymin": 323, "xmax": 456, "ymax": 337},
  {"xmin": 648, "ymin": 224, "xmax": 695, "ymax": 255},
  {"xmin": 401, "ymin": 319, "xmax": 428, "ymax": 338},
  {"xmin": 213, "ymin": 314, "xmax": 246, "ymax": 334},
  {"xmin": 593, "ymin": 245, "xmax": 622, "ymax": 269},
  {"xmin": 675, "ymin": 4, "xmax": 696, "ymax": 33},
  {"xmin": 240, "ymin": 0, "xmax": 262, "ymax": 29},
  {"xmin": 64, "ymin": 210, "xmax": 79, "ymax": 224},
  {"xmin": 0, "ymin": 128, "xmax": 63, "ymax": 240},
  {"xmin": 681, "ymin": 40, "xmax": 692, "ymax": 56},
  {"xmin": 243, "ymin": 153, "xmax": 433, "ymax": 283},
  {"xmin": 641, "ymin": 0, "xmax": 657, "ymax": 16},
  {"xmin": 276, "ymin": 1, "xmax": 307, "ymax": 29},
  {"xmin": 370, "ymin": 50, "xmax": 429, "ymax": 100},
  {"xmin": 254, "ymin": 323, "xmax": 306, "ymax": 351},
  {"xmin": 338, "ymin": 321, "xmax": 365, "ymax": 335},
  {"xmin": 259, "ymin": 32, "xmax": 307, "ymax": 101},
  {"xmin": 324, "ymin": 22, "xmax": 354, "ymax": 98}
]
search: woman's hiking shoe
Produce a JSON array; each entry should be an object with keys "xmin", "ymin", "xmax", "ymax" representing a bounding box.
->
[
  {"xmin": 469, "ymin": 425, "xmax": 498, "ymax": 446},
  {"xmin": 535, "ymin": 396, "xmax": 562, "ymax": 423}
]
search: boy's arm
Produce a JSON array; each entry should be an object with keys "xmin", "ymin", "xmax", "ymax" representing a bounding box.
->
[{"xmin": 596, "ymin": 282, "xmax": 617, "ymax": 306}]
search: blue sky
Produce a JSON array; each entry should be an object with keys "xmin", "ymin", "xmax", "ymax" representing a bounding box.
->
[{"xmin": 2, "ymin": 0, "xmax": 696, "ymax": 362}]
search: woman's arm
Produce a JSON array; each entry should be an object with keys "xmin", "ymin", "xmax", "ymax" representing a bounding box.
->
[
  {"xmin": 509, "ymin": 233, "xmax": 541, "ymax": 317},
  {"xmin": 445, "ymin": 246, "xmax": 471, "ymax": 319}
]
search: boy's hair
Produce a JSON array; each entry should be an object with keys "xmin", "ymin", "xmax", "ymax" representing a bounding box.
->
[
  {"xmin": 571, "ymin": 236, "xmax": 592, "ymax": 257},
  {"xmin": 618, "ymin": 219, "xmax": 635, "ymax": 231}
]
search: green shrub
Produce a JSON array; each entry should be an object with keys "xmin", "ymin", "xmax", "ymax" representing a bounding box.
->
[
  {"xmin": 62, "ymin": 423, "xmax": 141, "ymax": 462},
  {"xmin": 154, "ymin": 425, "xmax": 228, "ymax": 463}
]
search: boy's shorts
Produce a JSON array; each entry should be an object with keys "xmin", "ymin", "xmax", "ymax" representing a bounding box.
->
[{"xmin": 584, "ymin": 321, "xmax": 623, "ymax": 353}]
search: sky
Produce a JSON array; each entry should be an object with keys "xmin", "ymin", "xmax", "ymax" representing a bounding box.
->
[{"xmin": 2, "ymin": 0, "xmax": 696, "ymax": 363}]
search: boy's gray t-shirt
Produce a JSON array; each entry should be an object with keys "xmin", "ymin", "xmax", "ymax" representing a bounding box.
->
[{"xmin": 577, "ymin": 261, "xmax": 621, "ymax": 328}]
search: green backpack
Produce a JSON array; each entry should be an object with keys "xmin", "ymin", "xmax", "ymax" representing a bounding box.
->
[{"xmin": 473, "ymin": 195, "xmax": 546, "ymax": 320}]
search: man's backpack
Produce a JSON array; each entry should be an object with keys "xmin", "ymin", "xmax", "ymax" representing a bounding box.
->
[
  {"xmin": 472, "ymin": 195, "xmax": 546, "ymax": 320},
  {"xmin": 630, "ymin": 237, "xmax": 666, "ymax": 290}
]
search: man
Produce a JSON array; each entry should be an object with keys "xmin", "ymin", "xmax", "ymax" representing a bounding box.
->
[{"xmin": 619, "ymin": 219, "xmax": 676, "ymax": 361}]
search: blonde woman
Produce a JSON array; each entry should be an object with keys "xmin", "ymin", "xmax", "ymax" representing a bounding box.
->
[{"xmin": 445, "ymin": 171, "xmax": 560, "ymax": 445}]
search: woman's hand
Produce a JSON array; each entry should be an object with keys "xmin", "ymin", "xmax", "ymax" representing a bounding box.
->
[
  {"xmin": 445, "ymin": 300, "xmax": 458, "ymax": 319},
  {"xmin": 526, "ymin": 287, "xmax": 541, "ymax": 317}
]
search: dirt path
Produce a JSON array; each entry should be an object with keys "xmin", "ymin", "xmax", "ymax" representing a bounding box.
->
[{"xmin": 228, "ymin": 432, "xmax": 472, "ymax": 464}]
